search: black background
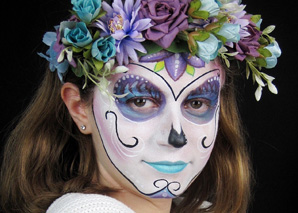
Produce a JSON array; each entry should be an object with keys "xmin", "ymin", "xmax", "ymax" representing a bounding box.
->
[{"xmin": 1, "ymin": 0, "xmax": 297, "ymax": 212}]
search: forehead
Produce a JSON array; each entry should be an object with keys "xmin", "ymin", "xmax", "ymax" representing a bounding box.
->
[{"xmin": 110, "ymin": 61, "xmax": 222, "ymax": 95}]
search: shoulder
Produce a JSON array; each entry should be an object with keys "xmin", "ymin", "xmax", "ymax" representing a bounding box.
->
[{"xmin": 46, "ymin": 193, "xmax": 134, "ymax": 213}]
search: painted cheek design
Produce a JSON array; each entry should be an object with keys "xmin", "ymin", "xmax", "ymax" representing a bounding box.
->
[
  {"xmin": 181, "ymin": 75, "xmax": 220, "ymax": 124},
  {"xmin": 114, "ymin": 74, "xmax": 165, "ymax": 121}
]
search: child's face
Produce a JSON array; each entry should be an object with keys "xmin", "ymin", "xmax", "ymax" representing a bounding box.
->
[{"xmin": 91, "ymin": 61, "xmax": 222, "ymax": 198}]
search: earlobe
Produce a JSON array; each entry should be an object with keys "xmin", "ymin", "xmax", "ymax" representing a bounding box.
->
[{"xmin": 61, "ymin": 82, "xmax": 92, "ymax": 134}]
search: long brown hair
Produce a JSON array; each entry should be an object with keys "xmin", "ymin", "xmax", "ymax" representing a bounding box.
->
[{"xmin": 0, "ymin": 63, "xmax": 252, "ymax": 212}]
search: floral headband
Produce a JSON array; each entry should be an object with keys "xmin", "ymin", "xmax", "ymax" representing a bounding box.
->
[{"xmin": 38, "ymin": 0, "xmax": 281, "ymax": 101}]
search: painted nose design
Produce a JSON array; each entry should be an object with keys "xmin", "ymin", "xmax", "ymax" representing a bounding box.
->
[{"xmin": 168, "ymin": 125, "xmax": 187, "ymax": 148}]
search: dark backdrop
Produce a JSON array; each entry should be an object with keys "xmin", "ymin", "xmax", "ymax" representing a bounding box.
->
[{"xmin": 1, "ymin": 0, "xmax": 297, "ymax": 212}]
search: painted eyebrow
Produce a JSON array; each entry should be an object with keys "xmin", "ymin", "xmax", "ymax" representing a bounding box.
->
[{"xmin": 129, "ymin": 63, "xmax": 219, "ymax": 101}]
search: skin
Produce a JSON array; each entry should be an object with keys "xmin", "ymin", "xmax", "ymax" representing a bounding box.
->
[{"xmin": 61, "ymin": 60, "xmax": 224, "ymax": 213}]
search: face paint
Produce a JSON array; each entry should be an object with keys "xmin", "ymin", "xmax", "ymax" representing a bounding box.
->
[
  {"xmin": 92, "ymin": 62, "xmax": 221, "ymax": 198},
  {"xmin": 114, "ymin": 74, "xmax": 165, "ymax": 122}
]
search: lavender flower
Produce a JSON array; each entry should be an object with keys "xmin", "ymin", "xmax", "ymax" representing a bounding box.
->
[{"xmin": 95, "ymin": 0, "xmax": 152, "ymax": 65}]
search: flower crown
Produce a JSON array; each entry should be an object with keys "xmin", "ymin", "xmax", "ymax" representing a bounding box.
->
[{"xmin": 38, "ymin": 0, "xmax": 281, "ymax": 101}]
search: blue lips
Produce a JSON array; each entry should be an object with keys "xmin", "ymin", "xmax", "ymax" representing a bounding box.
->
[{"xmin": 144, "ymin": 161, "xmax": 188, "ymax": 174}]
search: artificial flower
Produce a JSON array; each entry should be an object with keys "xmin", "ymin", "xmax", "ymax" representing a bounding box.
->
[
  {"xmin": 200, "ymin": 0, "xmax": 220, "ymax": 17},
  {"xmin": 38, "ymin": 42, "xmax": 69, "ymax": 82},
  {"xmin": 233, "ymin": 17, "xmax": 262, "ymax": 61},
  {"xmin": 71, "ymin": 0, "xmax": 102, "ymax": 23},
  {"xmin": 37, "ymin": 0, "xmax": 281, "ymax": 101},
  {"xmin": 217, "ymin": 23, "xmax": 241, "ymax": 43},
  {"xmin": 196, "ymin": 34, "xmax": 221, "ymax": 63},
  {"xmin": 264, "ymin": 41, "xmax": 282, "ymax": 68},
  {"xmin": 139, "ymin": 0, "xmax": 190, "ymax": 49},
  {"xmin": 91, "ymin": 36, "xmax": 117, "ymax": 62},
  {"xmin": 62, "ymin": 22, "xmax": 93, "ymax": 48},
  {"xmin": 96, "ymin": 0, "xmax": 152, "ymax": 65}
]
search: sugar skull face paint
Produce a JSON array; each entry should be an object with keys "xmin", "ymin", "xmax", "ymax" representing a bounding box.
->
[{"xmin": 92, "ymin": 62, "xmax": 221, "ymax": 198}]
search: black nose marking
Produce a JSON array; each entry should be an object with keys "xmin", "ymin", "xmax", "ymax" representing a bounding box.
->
[{"xmin": 168, "ymin": 125, "xmax": 187, "ymax": 148}]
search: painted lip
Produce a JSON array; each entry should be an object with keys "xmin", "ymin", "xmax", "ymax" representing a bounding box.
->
[{"xmin": 144, "ymin": 161, "xmax": 188, "ymax": 174}]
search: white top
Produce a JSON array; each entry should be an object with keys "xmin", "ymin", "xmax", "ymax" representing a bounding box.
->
[
  {"xmin": 47, "ymin": 193, "xmax": 212, "ymax": 212},
  {"xmin": 46, "ymin": 193, "xmax": 134, "ymax": 213}
]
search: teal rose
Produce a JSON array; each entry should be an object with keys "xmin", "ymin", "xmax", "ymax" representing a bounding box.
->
[
  {"xmin": 91, "ymin": 37, "xmax": 116, "ymax": 62},
  {"xmin": 71, "ymin": 0, "xmax": 101, "ymax": 23},
  {"xmin": 62, "ymin": 22, "xmax": 92, "ymax": 48},
  {"xmin": 217, "ymin": 23, "xmax": 240, "ymax": 43},
  {"xmin": 196, "ymin": 34, "xmax": 221, "ymax": 63},
  {"xmin": 264, "ymin": 41, "xmax": 281, "ymax": 68},
  {"xmin": 200, "ymin": 0, "xmax": 220, "ymax": 17}
]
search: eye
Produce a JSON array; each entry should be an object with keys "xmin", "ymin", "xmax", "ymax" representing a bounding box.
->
[
  {"xmin": 189, "ymin": 100, "xmax": 203, "ymax": 109},
  {"xmin": 133, "ymin": 98, "xmax": 146, "ymax": 107},
  {"xmin": 183, "ymin": 98, "xmax": 211, "ymax": 116},
  {"xmin": 127, "ymin": 97, "xmax": 159, "ymax": 112}
]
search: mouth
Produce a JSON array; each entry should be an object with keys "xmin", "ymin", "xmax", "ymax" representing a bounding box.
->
[{"xmin": 143, "ymin": 161, "xmax": 188, "ymax": 174}]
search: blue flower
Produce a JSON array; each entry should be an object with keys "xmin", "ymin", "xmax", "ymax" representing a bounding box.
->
[
  {"xmin": 217, "ymin": 23, "xmax": 241, "ymax": 43},
  {"xmin": 196, "ymin": 34, "xmax": 221, "ymax": 63},
  {"xmin": 38, "ymin": 42, "xmax": 69, "ymax": 82},
  {"xmin": 264, "ymin": 41, "xmax": 281, "ymax": 68},
  {"xmin": 91, "ymin": 36, "xmax": 117, "ymax": 62},
  {"xmin": 200, "ymin": 0, "xmax": 220, "ymax": 17},
  {"xmin": 71, "ymin": 0, "xmax": 101, "ymax": 23},
  {"xmin": 62, "ymin": 22, "xmax": 93, "ymax": 48}
]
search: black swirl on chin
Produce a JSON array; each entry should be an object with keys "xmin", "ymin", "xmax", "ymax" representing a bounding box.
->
[{"xmin": 105, "ymin": 111, "xmax": 138, "ymax": 148}]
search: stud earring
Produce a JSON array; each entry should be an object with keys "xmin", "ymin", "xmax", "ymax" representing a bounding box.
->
[{"xmin": 80, "ymin": 125, "xmax": 86, "ymax": 130}]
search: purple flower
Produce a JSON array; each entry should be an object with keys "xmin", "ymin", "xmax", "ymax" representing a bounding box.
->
[
  {"xmin": 95, "ymin": 0, "xmax": 152, "ymax": 65},
  {"xmin": 139, "ymin": 0, "xmax": 190, "ymax": 49},
  {"xmin": 232, "ymin": 16, "xmax": 262, "ymax": 61}
]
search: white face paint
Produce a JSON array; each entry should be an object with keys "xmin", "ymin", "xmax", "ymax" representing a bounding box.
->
[{"xmin": 92, "ymin": 62, "xmax": 221, "ymax": 198}]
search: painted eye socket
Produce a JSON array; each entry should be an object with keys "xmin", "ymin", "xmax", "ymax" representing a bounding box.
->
[
  {"xmin": 181, "ymin": 76, "xmax": 220, "ymax": 124},
  {"xmin": 114, "ymin": 75, "xmax": 165, "ymax": 122}
]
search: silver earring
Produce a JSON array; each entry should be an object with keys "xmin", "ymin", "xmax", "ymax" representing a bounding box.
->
[{"xmin": 80, "ymin": 125, "xmax": 86, "ymax": 130}]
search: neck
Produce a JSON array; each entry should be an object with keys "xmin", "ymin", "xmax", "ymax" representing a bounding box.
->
[{"xmin": 109, "ymin": 190, "xmax": 173, "ymax": 213}]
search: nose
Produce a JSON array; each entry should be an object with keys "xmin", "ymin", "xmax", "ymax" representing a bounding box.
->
[{"xmin": 168, "ymin": 124, "xmax": 187, "ymax": 148}]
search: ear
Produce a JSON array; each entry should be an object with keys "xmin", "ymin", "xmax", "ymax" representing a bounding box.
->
[{"xmin": 61, "ymin": 82, "xmax": 92, "ymax": 134}]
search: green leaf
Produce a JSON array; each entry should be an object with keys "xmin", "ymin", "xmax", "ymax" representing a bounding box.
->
[
  {"xmin": 166, "ymin": 40, "xmax": 189, "ymax": 53},
  {"xmin": 255, "ymin": 57, "xmax": 267, "ymax": 67},
  {"xmin": 154, "ymin": 61, "xmax": 165, "ymax": 72},
  {"xmin": 72, "ymin": 65, "xmax": 84, "ymax": 78},
  {"xmin": 138, "ymin": 41, "xmax": 163, "ymax": 56},
  {"xmin": 263, "ymin": 25, "xmax": 275, "ymax": 35},
  {"xmin": 191, "ymin": 10, "xmax": 209, "ymax": 20},
  {"xmin": 92, "ymin": 58, "xmax": 104, "ymax": 75},
  {"xmin": 189, "ymin": 0, "xmax": 201, "ymax": 11},
  {"xmin": 186, "ymin": 64, "xmax": 195, "ymax": 76},
  {"xmin": 84, "ymin": 43, "xmax": 92, "ymax": 50},
  {"xmin": 246, "ymin": 63, "xmax": 250, "ymax": 79},
  {"xmin": 83, "ymin": 49, "xmax": 92, "ymax": 59},
  {"xmin": 93, "ymin": 9, "xmax": 107, "ymax": 20},
  {"xmin": 258, "ymin": 47, "xmax": 272, "ymax": 58},
  {"xmin": 192, "ymin": 31, "xmax": 210, "ymax": 42},
  {"xmin": 215, "ymin": 34, "xmax": 227, "ymax": 45},
  {"xmin": 251, "ymin": 15, "xmax": 261, "ymax": 24},
  {"xmin": 258, "ymin": 36, "xmax": 269, "ymax": 45},
  {"xmin": 72, "ymin": 46, "xmax": 83, "ymax": 53},
  {"xmin": 93, "ymin": 30, "xmax": 101, "ymax": 40}
]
